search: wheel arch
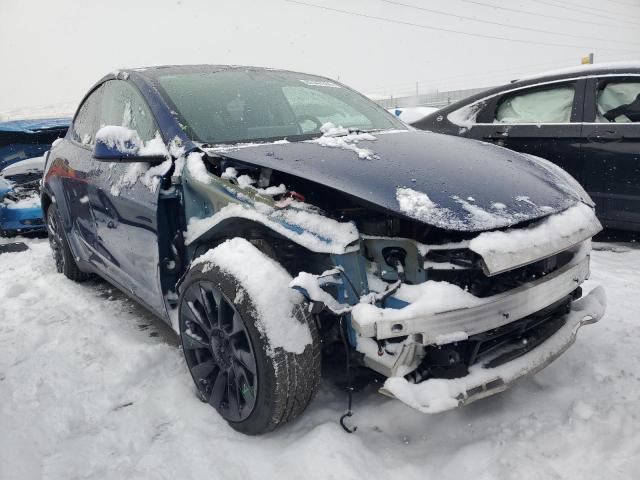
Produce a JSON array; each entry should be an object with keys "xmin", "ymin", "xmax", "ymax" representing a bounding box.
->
[{"xmin": 179, "ymin": 217, "xmax": 333, "ymax": 293}]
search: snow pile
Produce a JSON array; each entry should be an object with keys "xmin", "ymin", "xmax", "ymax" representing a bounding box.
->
[
  {"xmin": 185, "ymin": 151, "xmax": 211, "ymax": 184},
  {"xmin": 397, "ymin": 187, "xmax": 561, "ymax": 231},
  {"xmin": 307, "ymin": 122, "xmax": 377, "ymax": 159},
  {"xmin": 351, "ymin": 279, "xmax": 483, "ymax": 327},
  {"xmin": 95, "ymin": 126, "xmax": 169, "ymax": 159},
  {"xmin": 185, "ymin": 203, "xmax": 359, "ymax": 254},
  {"xmin": 204, "ymin": 139, "xmax": 289, "ymax": 154},
  {"xmin": 469, "ymin": 203, "xmax": 599, "ymax": 264},
  {"xmin": 0, "ymin": 155, "xmax": 45, "ymax": 178},
  {"xmin": 383, "ymin": 286, "xmax": 606, "ymax": 414},
  {"xmin": 109, "ymin": 158, "xmax": 172, "ymax": 196},
  {"xmin": 1, "ymin": 237, "xmax": 639, "ymax": 479},
  {"xmin": 396, "ymin": 187, "xmax": 508, "ymax": 230},
  {"xmin": 220, "ymin": 166, "xmax": 287, "ymax": 197},
  {"xmin": 396, "ymin": 187, "xmax": 457, "ymax": 228},
  {"xmin": 3, "ymin": 192, "xmax": 41, "ymax": 209},
  {"xmin": 95, "ymin": 127, "xmax": 172, "ymax": 195},
  {"xmin": 192, "ymin": 238, "xmax": 312, "ymax": 355},
  {"xmin": 95, "ymin": 126, "xmax": 142, "ymax": 155},
  {"xmin": 289, "ymin": 269, "xmax": 351, "ymax": 314}
]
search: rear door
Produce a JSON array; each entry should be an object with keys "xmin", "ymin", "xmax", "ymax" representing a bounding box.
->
[
  {"xmin": 465, "ymin": 79, "xmax": 586, "ymax": 183},
  {"xmin": 49, "ymin": 85, "xmax": 104, "ymax": 259},
  {"xmin": 582, "ymin": 76, "xmax": 640, "ymax": 229}
]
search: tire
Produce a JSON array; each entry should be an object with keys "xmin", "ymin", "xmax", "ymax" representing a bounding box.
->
[
  {"xmin": 46, "ymin": 203, "xmax": 91, "ymax": 282},
  {"xmin": 178, "ymin": 245, "xmax": 321, "ymax": 435}
]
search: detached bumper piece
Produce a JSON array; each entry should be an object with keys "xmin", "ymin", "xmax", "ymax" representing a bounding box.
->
[{"xmin": 380, "ymin": 286, "xmax": 606, "ymax": 413}]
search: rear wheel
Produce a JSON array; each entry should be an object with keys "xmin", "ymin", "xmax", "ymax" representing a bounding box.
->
[
  {"xmin": 46, "ymin": 204, "xmax": 91, "ymax": 281},
  {"xmin": 179, "ymin": 243, "xmax": 321, "ymax": 435}
]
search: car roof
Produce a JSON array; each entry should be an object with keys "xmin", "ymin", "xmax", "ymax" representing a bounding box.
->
[
  {"xmin": 512, "ymin": 60, "xmax": 640, "ymax": 84},
  {"xmin": 420, "ymin": 61, "xmax": 640, "ymax": 119},
  {"xmin": 112, "ymin": 64, "xmax": 328, "ymax": 81}
]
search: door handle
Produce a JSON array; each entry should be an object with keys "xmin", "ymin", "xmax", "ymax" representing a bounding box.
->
[{"xmin": 587, "ymin": 131, "xmax": 623, "ymax": 142}]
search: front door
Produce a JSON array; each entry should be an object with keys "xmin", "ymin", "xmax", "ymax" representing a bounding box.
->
[
  {"xmin": 466, "ymin": 79, "xmax": 586, "ymax": 187},
  {"xmin": 88, "ymin": 79, "xmax": 167, "ymax": 315}
]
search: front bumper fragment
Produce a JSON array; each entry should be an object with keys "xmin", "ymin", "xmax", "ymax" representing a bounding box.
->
[
  {"xmin": 379, "ymin": 285, "xmax": 606, "ymax": 413},
  {"xmin": 353, "ymin": 254, "xmax": 591, "ymax": 342}
]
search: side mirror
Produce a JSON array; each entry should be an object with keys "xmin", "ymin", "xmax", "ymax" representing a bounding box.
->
[{"xmin": 93, "ymin": 126, "xmax": 168, "ymax": 163}]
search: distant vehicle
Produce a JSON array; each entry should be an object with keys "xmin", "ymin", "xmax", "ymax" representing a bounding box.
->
[
  {"xmin": 388, "ymin": 106, "xmax": 439, "ymax": 124},
  {"xmin": 0, "ymin": 118, "xmax": 69, "ymax": 170},
  {"xmin": 44, "ymin": 65, "xmax": 603, "ymax": 434},
  {"xmin": 414, "ymin": 62, "xmax": 640, "ymax": 232},
  {"xmin": 0, "ymin": 118, "xmax": 69, "ymax": 235}
]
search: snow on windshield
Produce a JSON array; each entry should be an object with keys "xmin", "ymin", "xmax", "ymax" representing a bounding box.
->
[{"xmin": 192, "ymin": 238, "xmax": 312, "ymax": 356}]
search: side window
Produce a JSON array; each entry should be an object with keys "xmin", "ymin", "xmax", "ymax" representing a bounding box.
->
[
  {"xmin": 596, "ymin": 79, "xmax": 640, "ymax": 123},
  {"xmin": 494, "ymin": 84, "xmax": 576, "ymax": 124},
  {"xmin": 100, "ymin": 80, "xmax": 158, "ymax": 141},
  {"xmin": 72, "ymin": 85, "xmax": 103, "ymax": 147}
]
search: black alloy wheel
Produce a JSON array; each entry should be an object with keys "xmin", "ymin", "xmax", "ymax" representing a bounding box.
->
[{"xmin": 180, "ymin": 280, "xmax": 258, "ymax": 422}]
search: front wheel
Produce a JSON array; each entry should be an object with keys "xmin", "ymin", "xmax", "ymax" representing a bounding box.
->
[{"xmin": 178, "ymin": 239, "xmax": 321, "ymax": 435}]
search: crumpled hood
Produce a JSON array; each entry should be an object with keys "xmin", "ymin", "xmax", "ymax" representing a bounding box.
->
[{"xmin": 208, "ymin": 130, "xmax": 585, "ymax": 232}]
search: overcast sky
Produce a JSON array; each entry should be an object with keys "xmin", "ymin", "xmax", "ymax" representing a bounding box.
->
[{"xmin": 1, "ymin": 0, "xmax": 639, "ymax": 111}]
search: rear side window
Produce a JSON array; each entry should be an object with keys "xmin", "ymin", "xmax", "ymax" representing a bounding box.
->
[
  {"xmin": 72, "ymin": 86, "xmax": 103, "ymax": 146},
  {"xmin": 100, "ymin": 80, "xmax": 158, "ymax": 141},
  {"xmin": 494, "ymin": 84, "xmax": 576, "ymax": 124},
  {"xmin": 597, "ymin": 80, "xmax": 640, "ymax": 123}
]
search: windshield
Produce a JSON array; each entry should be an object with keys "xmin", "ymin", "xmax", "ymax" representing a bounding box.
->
[{"xmin": 154, "ymin": 69, "xmax": 404, "ymax": 144}]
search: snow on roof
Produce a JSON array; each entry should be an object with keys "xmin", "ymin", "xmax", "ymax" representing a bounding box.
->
[{"xmin": 515, "ymin": 61, "xmax": 640, "ymax": 83}]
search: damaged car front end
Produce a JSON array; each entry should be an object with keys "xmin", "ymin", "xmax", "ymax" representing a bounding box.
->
[{"xmin": 181, "ymin": 126, "xmax": 605, "ymax": 415}]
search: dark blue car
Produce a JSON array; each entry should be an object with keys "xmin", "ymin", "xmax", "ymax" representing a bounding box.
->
[
  {"xmin": 0, "ymin": 118, "xmax": 69, "ymax": 235},
  {"xmin": 42, "ymin": 66, "xmax": 605, "ymax": 434}
]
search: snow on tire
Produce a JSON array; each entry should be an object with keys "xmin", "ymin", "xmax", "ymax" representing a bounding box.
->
[{"xmin": 178, "ymin": 237, "xmax": 321, "ymax": 435}]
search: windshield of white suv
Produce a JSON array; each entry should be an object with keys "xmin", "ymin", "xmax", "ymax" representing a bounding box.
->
[{"xmin": 154, "ymin": 69, "xmax": 404, "ymax": 144}]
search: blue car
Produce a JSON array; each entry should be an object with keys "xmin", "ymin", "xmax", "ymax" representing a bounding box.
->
[
  {"xmin": 0, "ymin": 118, "xmax": 69, "ymax": 235},
  {"xmin": 42, "ymin": 66, "xmax": 604, "ymax": 434}
]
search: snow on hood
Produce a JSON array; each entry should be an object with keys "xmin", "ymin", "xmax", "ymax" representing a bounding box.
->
[
  {"xmin": 306, "ymin": 123, "xmax": 377, "ymax": 159},
  {"xmin": 208, "ymin": 130, "xmax": 583, "ymax": 232},
  {"xmin": 0, "ymin": 155, "xmax": 44, "ymax": 177}
]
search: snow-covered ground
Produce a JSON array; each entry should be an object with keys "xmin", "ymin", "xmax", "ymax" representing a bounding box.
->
[{"xmin": 1, "ymin": 237, "xmax": 639, "ymax": 479}]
